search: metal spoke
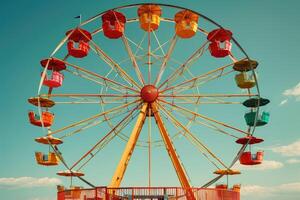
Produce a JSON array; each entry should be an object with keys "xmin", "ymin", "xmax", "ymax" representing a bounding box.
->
[
  {"xmin": 160, "ymin": 59, "xmax": 245, "ymax": 94},
  {"xmin": 157, "ymin": 101, "xmax": 228, "ymax": 169},
  {"xmin": 159, "ymin": 99, "xmax": 249, "ymax": 135},
  {"xmin": 122, "ymin": 35, "xmax": 145, "ymax": 85},
  {"xmin": 70, "ymin": 103, "xmax": 142, "ymax": 170},
  {"xmin": 48, "ymin": 100, "xmax": 140, "ymax": 136},
  {"xmin": 154, "ymin": 34, "xmax": 178, "ymax": 86},
  {"xmin": 78, "ymin": 29, "xmax": 142, "ymax": 90},
  {"xmin": 40, "ymin": 93, "xmax": 140, "ymax": 104},
  {"xmin": 158, "ymin": 40, "xmax": 210, "ymax": 90},
  {"xmin": 160, "ymin": 93, "xmax": 257, "ymax": 105},
  {"xmin": 75, "ymin": 107, "xmax": 140, "ymax": 171},
  {"xmin": 55, "ymin": 58, "xmax": 139, "ymax": 93},
  {"xmin": 163, "ymin": 103, "xmax": 239, "ymax": 139}
]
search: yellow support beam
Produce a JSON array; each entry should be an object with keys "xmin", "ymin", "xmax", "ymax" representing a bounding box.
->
[
  {"xmin": 151, "ymin": 102, "xmax": 195, "ymax": 200},
  {"xmin": 109, "ymin": 103, "xmax": 148, "ymax": 188}
]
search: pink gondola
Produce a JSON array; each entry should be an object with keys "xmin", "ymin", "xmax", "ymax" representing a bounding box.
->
[{"xmin": 42, "ymin": 71, "xmax": 64, "ymax": 88}]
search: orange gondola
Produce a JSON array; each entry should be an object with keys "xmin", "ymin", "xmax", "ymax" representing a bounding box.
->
[
  {"xmin": 35, "ymin": 136, "xmax": 63, "ymax": 145},
  {"xmin": 57, "ymin": 170, "xmax": 85, "ymax": 177},
  {"xmin": 28, "ymin": 111, "xmax": 54, "ymax": 127},
  {"xmin": 137, "ymin": 4, "xmax": 162, "ymax": 32},
  {"xmin": 174, "ymin": 10, "xmax": 199, "ymax": 38},
  {"xmin": 28, "ymin": 97, "xmax": 55, "ymax": 108},
  {"xmin": 35, "ymin": 152, "xmax": 59, "ymax": 166}
]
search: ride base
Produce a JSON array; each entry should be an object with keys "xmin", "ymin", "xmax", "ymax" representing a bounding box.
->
[{"xmin": 57, "ymin": 186, "xmax": 240, "ymax": 200}]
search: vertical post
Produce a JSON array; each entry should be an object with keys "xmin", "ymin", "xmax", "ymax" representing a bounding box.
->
[
  {"xmin": 151, "ymin": 102, "xmax": 195, "ymax": 200},
  {"xmin": 95, "ymin": 187, "xmax": 98, "ymax": 200},
  {"xmin": 109, "ymin": 103, "xmax": 148, "ymax": 188}
]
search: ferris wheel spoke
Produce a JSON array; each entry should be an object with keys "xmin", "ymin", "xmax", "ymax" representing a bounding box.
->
[
  {"xmin": 156, "ymin": 101, "xmax": 229, "ymax": 169},
  {"xmin": 86, "ymin": 36, "xmax": 142, "ymax": 90},
  {"xmin": 70, "ymin": 102, "xmax": 142, "ymax": 170},
  {"xmin": 75, "ymin": 106, "xmax": 140, "ymax": 171},
  {"xmin": 60, "ymin": 107, "xmax": 132, "ymax": 139},
  {"xmin": 159, "ymin": 99, "xmax": 249, "ymax": 135},
  {"xmin": 48, "ymin": 99, "xmax": 140, "ymax": 136},
  {"xmin": 121, "ymin": 35, "xmax": 145, "ymax": 85},
  {"xmin": 77, "ymin": 28, "xmax": 141, "ymax": 89},
  {"xmin": 40, "ymin": 93, "xmax": 140, "ymax": 105},
  {"xmin": 160, "ymin": 58, "xmax": 245, "ymax": 94},
  {"xmin": 160, "ymin": 93, "xmax": 257, "ymax": 105},
  {"xmin": 55, "ymin": 58, "xmax": 139, "ymax": 93},
  {"xmin": 158, "ymin": 40, "xmax": 210, "ymax": 90},
  {"xmin": 164, "ymin": 103, "xmax": 239, "ymax": 139},
  {"xmin": 154, "ymin": 34, "xmax": 178, "ymax": 86}
]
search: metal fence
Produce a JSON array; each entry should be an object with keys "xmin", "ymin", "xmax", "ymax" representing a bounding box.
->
[{"xmin": 57, "ymin": 187, "xmax": 240, "ymax": 200}]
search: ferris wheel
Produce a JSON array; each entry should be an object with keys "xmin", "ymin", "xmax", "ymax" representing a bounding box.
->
[{"xmin": 28, "ymin": 3, "xmax": 270, "ymax": 199}]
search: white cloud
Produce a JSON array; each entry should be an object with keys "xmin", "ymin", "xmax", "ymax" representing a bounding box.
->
[
  {"xmin": 242, "ymin": 182, "xmax": 300, "ymax": 197},
  {"xmin": 30, "ymin": 198, "xmax": 53, "ymax": 200},
  {"xmin": 0, "ymin": 177, "xmax": 61, "ymax": 189},
  {"xmin": 286, "ymin": 158, "xmax": 300, "ymax": 164},
  {"xmin": 271, "ymin": 140, "xmax": 300, "ymax": 157},
  {"xmin": 279, "ymin": 99, "xmax": 288, "ymax": 106},
  {"xmin": 234, "ymin": 160, "xmax": 283, "ymax": 171},
  {"xmin": 283, "ymin": 82, "xmax": 300, "ymax": 101},
  {"xmin": 241, "ymin": 185, "xmax": 272, "ymax": 196}
]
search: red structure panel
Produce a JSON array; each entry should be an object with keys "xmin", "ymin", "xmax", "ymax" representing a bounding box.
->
[{"xmin": 57, "ymin": 187, "xmax": 240, "ymax": 200}]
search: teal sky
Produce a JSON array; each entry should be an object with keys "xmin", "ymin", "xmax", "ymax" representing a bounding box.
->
[{"xmin": 1, "ymin": 0, "xmax": 300, "ymax": 200}]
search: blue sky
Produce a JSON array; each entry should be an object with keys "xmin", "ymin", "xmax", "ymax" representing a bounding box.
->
[{"xmin": 1, "ymin": 0, "xmax": 300, "ymax": 200}]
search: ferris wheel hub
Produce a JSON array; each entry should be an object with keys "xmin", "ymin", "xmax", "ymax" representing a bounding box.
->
[{"xmin": 141, "ymin": 85, "xmax": 158, "ymax": 103}]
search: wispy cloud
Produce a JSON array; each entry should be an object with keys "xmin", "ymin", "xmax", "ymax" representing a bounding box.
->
[
  {"xmin": 0, "ymin": 177, "xmax": 61, "ymax": 189},
  {"xmin": 242, "ymin": 182, "xmax": 300, "ymax": 197},
  {"xmin": 234, "ymin": 160, "xmax": 283, "ymax": 171},
  {"xmin": 29, "ymin": 198, "xmax": 54, "ymax": 200},
  {"xmin": 283, "ymin": 82, "xmax": 300, "ymax": 101},
  {"xmin": 286, "ymin": 158, "xmax": 300, "ymax": 164},
  {"xmin": 271, "ymin": 140, "xmax": 300, "ymax": 157},
  {"xmin": 279, "ymin": 99, "xmax": 288, "ymax": 106}
]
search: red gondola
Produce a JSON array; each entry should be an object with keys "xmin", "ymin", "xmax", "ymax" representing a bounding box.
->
[
  {"xmin": 42, "ymin": 71, "xmax": 64, "ymax": 88},
  {"xmin": 207, "ymin": 28, "xmax": 232, "ymax": 58},
  {"xmin": 207, "ymin": 29, "xmax": 232, "ymax": 42},
  {"xmin": 28, "ymin": 111, "xmax": 54, "ymax": 127},
  {"xmin": 209, "ymin": 40, "xmax": 232, "ymax": 58},
  {"xmin": 66, "ymin": 28, "xmax": 92, "ymax": 58},
  {"xmin": 40, "ymin": 58, "xmax": 66, "ymax": 71},
  {"xmin": 239, "ymin": 151, "xmax": 264, "ymax": 165},
  {"xmin": 235, "ymin": 136, "xmax": 264, "ymax": 145},
  {"xmin": 102, "ymin": 11, "xmax": 126, "ymax": 39}
]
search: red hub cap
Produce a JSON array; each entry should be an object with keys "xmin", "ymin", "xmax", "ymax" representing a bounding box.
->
[{"xmin": 141, "ymin": 85, "xmax": 158, "ymax": 103}]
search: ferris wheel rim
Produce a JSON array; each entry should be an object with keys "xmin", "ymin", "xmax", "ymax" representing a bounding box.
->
[{"xmin": 33, "ymin": 3, "xmax": 264, "ymax": 189}]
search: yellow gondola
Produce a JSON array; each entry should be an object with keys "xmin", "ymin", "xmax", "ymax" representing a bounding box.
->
[
  {"xmin": 35, "ymin": 152, "xmax": 59, "ymax": 166},
  {"xmin": 235, "ymin": 72, "xmax": 256, "ymax": 89},
  {"xmin": 233, "ymin": 59, "xmax": 258, "ymax": 72},
  {"xmin": 137, "ymin": 4, "xmax": 162, "ymax": 32},
  {"xmin": 174, "ymin": 10, "xmax": 199, "ymax": 38}
]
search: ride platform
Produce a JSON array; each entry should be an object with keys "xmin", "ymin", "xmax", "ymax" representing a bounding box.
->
[{"xmin": 57, "ymin": 186, "xmax": 240, "ymax": 200}]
